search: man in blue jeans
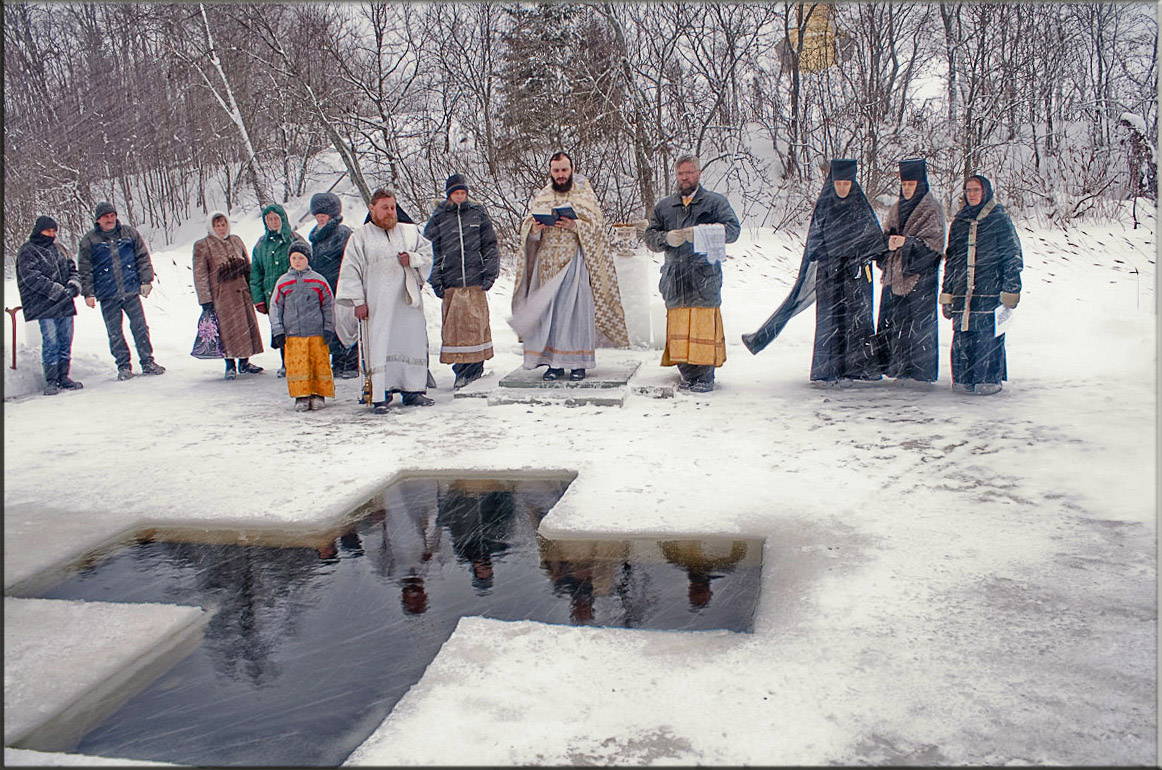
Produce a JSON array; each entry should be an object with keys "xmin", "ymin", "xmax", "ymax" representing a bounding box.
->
[
  {"xmin": 77, "ymin": 201, "xmax": 165, "ymax": 380},
  {"xmin": 16, "ymin": 215, "xmax": 84, "ymax": 395}
]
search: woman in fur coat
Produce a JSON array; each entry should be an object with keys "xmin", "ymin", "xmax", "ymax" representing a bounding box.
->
[{"xmin": 193, "ymin": 212, "xmax": 265, "ymax": 379}]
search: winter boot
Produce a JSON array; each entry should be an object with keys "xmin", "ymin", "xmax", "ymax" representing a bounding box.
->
[
  {"xmin": 141, "ymin": 360, "xmax": 166, "ymax": 375},
  {"xmin": 294, "ymin": 397, "xmax": 311, "ymax": 412},
  {"xmin": 401, "ymin": 392, "xmax": 435, "ymax": 407},
  {"xmin": 43, "ymin": 363, "xmax": 60, "ymax": 396},
  {"xmin": 239, "ymin": 359, "xmax": 264, "ymax": 374},
  {"xmin": 310, "ymin": 396, "xmax": 325, "ymax": 410},
  {"xmin": 542, "ymin": 367, "xmax": 565, "ymax": 381},
  {"xmin": 57, "ymin": 362, "xmax": 83, "ymax": 390},
  {"xmin": 974, "ymin": 382, "xmax": 1003, "ymax": 396},
  {"xmin": 568, "ymin": 369, "xmax": 586, "ymax": 381},
  {"xmin": 117, "ymin": 366, "xmax": 135, "ymax": 381}
]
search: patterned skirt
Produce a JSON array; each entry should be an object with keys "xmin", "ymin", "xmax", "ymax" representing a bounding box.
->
[
  {"xmin": 661, "ymin": 307, "xmax": 726, "ymax": 368},
  {"xmin": 440, "ymin": 286, "xmax": 494, "ymax": 364},
  {"xmin": 284, "ymin": 335, "xmax": 335, "ymax": 398}
]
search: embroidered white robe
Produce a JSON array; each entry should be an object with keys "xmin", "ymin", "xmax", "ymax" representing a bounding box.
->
[{"xmin": 336, "ymin": 222, "xmax": 433, "ymax": 396}]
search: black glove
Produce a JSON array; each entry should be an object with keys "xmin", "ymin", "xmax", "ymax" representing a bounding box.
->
[
  {"xmin": 431, "ymin": 285, "xmax": 444, "ymax": 300},
  {"xmin": 272, "ymin": 333, "xmax": 285, "ymax": 349},
  {"xmin": 66, "ymin": 281, "xmax": 81, "ymax": 298},
  {"xmin": 481, "ymin": 280, "xmax": 494, "ymax": 292},
  {"xmin": 941, "ymin": 304, "xmax": 954, "ymax": 320},
  {"xmin": 201, "ymin": 302, "xmax": 214, "ymax": 313},
  {"xmin": 324, "ymin": 330, "xmax": 336, "ymax": 347}
]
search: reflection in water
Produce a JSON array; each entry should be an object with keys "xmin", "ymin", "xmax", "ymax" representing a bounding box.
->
[
  {"xmin": 660, "ymin": 540, "xmax": 750, "ymax": 610},
  {"xmin": 437, "ymin": 480, "xmax": 516, "ymax": 593},
  {"xmin": 40, "ymin": 478, "xmax": 762, "ymax": 767}
]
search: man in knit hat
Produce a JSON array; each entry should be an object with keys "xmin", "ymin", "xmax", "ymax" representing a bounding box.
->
[
  {"xmin": 424, "ymin": 173, "xmax": 500, "ymax": 389},
  {"xmin": 77, "ymin": 201, "xmax": 165, "ymax": 380},
  {"xmin": 308, "ymin": 192, "xmax": 358, "ymax": 378},
  {"xmin": 17, "ymin": 215, "xmax": 84, "ymax": 395}
]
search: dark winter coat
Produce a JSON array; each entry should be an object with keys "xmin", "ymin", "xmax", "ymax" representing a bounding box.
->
[
  {"xmin": 270, "ymin": 267, "xmax": 335, "ymax": 339},
  {"xmin": 424, "ymin": 200, "xmax": 500, "ymax": 298},
  {"xmin": 251, "ymin": 203, "xmax": 306, "ymax": 306},
  {"xmin": 308, "ymin": 216, "xmax": 352, "ymax": 292},
  {"xmin": 743, "ymin": 173, "xmax": 886, "ymax": 375},
  {"xmin": 876, "ymin": 189, "xmax": 946, "ymax": 381},
  {"xmin": 940, "ymin": 176, "xmax": 1023, "ymax": 332},
  {"xmin": 77, "ymin": 220, "xmax": 154, "ymax": 301},
  {"xmin": 17, "ymin": 232, "xmax": 80, "ymax": 321},
  {"xmin": 644, "ymin": 187, "xmax": 741, "ymax": 308}
]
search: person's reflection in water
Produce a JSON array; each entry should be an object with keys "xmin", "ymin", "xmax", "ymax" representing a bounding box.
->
[
  {"xmin": 660, "ymin": 540, "xmax": 749, "ymax": 611},
  {"xmin": 539, "ymin": 539, "xmax": 629, "ymax": 625},
  {"xmin": 316, "ymin": 526, "xmax": 363, "ymax": 563},
  {"xmin": 339, "ymin": 527, "xmax": 364, "ymax": 557},
  {"xmin": 365, "ymin": 483, "xmax": 443, "ymax": 616},
  {"xmin": 436, "ymin": 480, "xmax": 516, "ymax": 594},
  {"xmin": 400, "ymin": 575, "xmax": 428, "ymax": 615},
  {"xmin": 316, "ymin": 541, "xmax": 339, "ymax": 562}
]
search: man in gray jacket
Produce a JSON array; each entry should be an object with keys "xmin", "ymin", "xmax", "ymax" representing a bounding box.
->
[
  {"xmin": 643, "ymin": 155, "xmax": 740, "ymax": 392},
  {"xmin": 77, "ymin": 201, "xmax": 165, "ymax": 380}
]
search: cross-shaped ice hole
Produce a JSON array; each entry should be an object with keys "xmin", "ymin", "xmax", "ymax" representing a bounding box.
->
[{"xmin": 31, "ymin": 475, "xmax": 763, "ymax": 767}]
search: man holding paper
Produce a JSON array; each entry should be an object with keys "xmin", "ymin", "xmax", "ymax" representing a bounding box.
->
[
  {"xmin": 644, "ymin": 154, "xmax": 740, "ymax": 392},
  {"xmin": 511, "ymin": 151, "xmax": 629, "ymax": 381}
]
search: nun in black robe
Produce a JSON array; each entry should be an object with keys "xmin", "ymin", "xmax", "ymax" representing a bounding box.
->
[
  {"xmin": 876, "ymin": 158, "xmax": 946, "ymax": 383},
  {"xmin": 743, "ymin": 159, "xmax": 887, "ymax": 385}
]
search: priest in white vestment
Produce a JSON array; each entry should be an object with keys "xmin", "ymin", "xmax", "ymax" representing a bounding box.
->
[{"xmin": 336, "ymin": 188, "xmax": 435, "ymax": 412}]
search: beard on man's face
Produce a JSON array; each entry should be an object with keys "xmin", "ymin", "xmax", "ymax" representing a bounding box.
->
[
  {"xmin": 678, "ymin": 182, "xmax": 698, "ymax": 197},
  {"xmin": 550, "ymin": 173, "xmax": 573, "ymax": 193},
  {"xmin": 372, "ymin": 209, "xmax": 398, "ymax": 230}
]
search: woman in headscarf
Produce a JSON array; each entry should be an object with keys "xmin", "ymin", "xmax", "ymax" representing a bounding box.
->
[
  {"xmin": 742, "ymin": 159, "xmax": 886, "ymax": 387},
  {"xmin": 940, "ymin": 175, "xmax": 1023, "ymax": 395},
  {"xmin": 193, "ymin": 212, "xmax": 265, "ymax": 379},
  {"xmin": 876, "ymin": 158, "xmax": 946, "ymax": 386}
]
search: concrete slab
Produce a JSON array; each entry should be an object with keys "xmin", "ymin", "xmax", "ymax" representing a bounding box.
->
[
  {"xmin": 4, "ymin": 598, "xmax": 208, "ymax": 753},
  {"xmin": 497, "ymin": 361, "xmax": 641, "ymax": 390},
  {"xmin": 487, "ymin": 388, "xmax": 627, "ymax": 407}
]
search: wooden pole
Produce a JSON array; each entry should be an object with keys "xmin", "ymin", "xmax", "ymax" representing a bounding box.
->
[{"xmin": 6, "ymin": 306, "xmax": 22, "ymax": 369}]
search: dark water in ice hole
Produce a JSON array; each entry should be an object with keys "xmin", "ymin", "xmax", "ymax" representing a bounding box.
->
[{"xmin": 39, "ymin": 477, "xmax": 763, "ymax": 767}]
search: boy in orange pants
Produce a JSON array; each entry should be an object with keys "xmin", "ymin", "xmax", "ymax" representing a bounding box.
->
[{"xmin": 270, "ymin": 242, "xmax": 336, "ymax": 411}]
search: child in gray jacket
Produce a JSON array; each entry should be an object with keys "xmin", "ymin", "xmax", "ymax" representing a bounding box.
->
[{"xmin": 270, "ymin": 241, "xmax": 336, "ymax": 411}]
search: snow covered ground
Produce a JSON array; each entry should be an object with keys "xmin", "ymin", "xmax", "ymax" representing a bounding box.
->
[{"xmin": 3, "ymin": 194, "xmax": 1156, "ymax": 765}]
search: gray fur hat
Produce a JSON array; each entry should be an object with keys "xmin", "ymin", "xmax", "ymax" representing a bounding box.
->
[
  {"xmin": 94, "ymin": 201, "xmax": 117, "ymax": 220},
  {"xmin": 309, "ymin": 193, "xmax": 342, "ymax": 218}
]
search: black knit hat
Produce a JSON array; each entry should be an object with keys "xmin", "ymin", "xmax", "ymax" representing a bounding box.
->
[
  {"xmin": 310, "ymin": 192, "xmax": 341, "ymax": 217},
  {"xmin": 899, "ymin": 158, "xmax": 927, "ymax": 182},
  {"xmin": 94, "ymin": 201, "xmax": 117, "ymax": 220},
  {"xmin": 33, "ymin": 215, "xmax": 59, "ymax": 234},
  {"xmin": 445, "ymin": 174, "xmax": 468, "ymax": 196},
  {"xmin": 288, "ymin": 240, "xmax": 312, "ymax": 259},
  {"xmin": 829, "ymin": 159, "xmax": 858, "ymax": 181}
]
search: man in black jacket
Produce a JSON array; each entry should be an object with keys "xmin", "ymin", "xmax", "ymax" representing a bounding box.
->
[
  {"xmin": 76, "ymin": 201, "xmax": 165, "ymax": 380},
  {"xmin": 16, "ymin": 215, "xmax": 84, "ymax": 395},
  {"xmin": 424, "ymin": 174, "xmax": 500, "ymax": 389},
  {"xmin": 308, "ymin": 192, "xmax": 358, "ymax": 378},
  {"xmin": 644, "ymin": 155, "xmax": 740, "ymax": 392}
]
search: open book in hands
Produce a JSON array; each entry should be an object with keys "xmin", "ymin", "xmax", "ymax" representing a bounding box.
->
[{"xmin": 532, "ymin": 205, "xmax": 579, "ymax": 226}]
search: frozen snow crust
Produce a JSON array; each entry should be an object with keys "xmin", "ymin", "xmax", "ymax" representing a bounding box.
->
[{"xmin": 3, "ymin": 191, "xmax": 1156, "ymax": 765}]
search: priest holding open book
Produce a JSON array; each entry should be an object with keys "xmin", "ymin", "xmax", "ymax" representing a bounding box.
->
[{"xmin": 511, "ymin": 151, "xmax": 628, "ymax": 381}]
